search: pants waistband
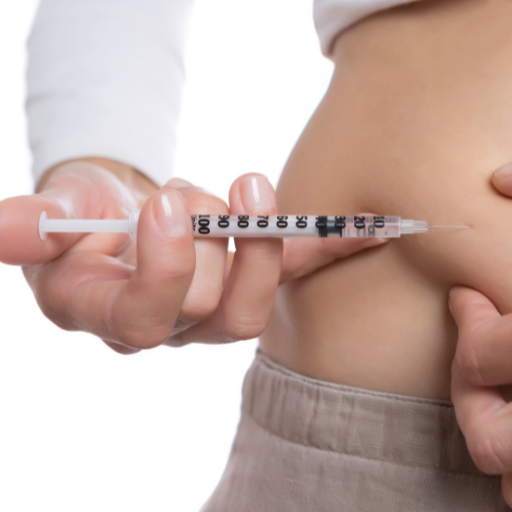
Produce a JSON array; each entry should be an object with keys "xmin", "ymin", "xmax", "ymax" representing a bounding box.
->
[{"xmin": 243, "ymin": 351, "xmax": 481, "ymax": 475}]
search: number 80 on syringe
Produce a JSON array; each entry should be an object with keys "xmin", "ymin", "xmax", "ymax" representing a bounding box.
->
[{"xmin": 191, "ymin": 214, "xmax": 396, "ymax": 238}]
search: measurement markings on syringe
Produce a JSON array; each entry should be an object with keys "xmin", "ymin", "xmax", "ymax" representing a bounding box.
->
[
  {"xmin": 191, "ymin": 215, "xmax": 313, "ymax": 232},
  {"xmin": 190, "ymin": 215, "xmax": 389, "ymax": 237},
  {"xmin": 192, "ymin": 214, "xmax": 275, "ymax": 233},
  {"xmin": 314, "ymin": 215, "xmax": 385, "ymax": 237}
]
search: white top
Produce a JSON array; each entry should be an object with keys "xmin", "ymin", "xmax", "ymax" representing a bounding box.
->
[
  {"xmin": 313, "ymin": 0, "xmax": 420, "ymax": 55},
  {"xmin": 27, "ymin": 0, "xmax": 421, "ymax": 187}
]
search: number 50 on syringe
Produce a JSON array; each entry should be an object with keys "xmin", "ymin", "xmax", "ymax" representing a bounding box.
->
[{"xmin": 39, "ymin": 212, "xmax": 469, "ymax": 241}]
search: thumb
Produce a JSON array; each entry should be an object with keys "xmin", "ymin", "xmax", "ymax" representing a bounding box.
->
[
  {"xmin": 0, "ymin": 193, "xmax": 74, "ymax": 265},
  {"xmin": 0, "ymin": 162, "xmax": 132, "ymax": 265},
  {"xmin": 448, "ymin": 286, "xmax": 501, "ymax": 333}
]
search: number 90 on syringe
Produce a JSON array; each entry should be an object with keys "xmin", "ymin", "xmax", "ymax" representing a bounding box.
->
[{"xmin": 191, "ymin": 215, "xmax": 399, "ymax": 238}]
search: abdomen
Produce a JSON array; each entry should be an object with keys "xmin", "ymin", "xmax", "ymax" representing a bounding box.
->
[{"xmin": 260, "ymin": 0, "xmax": 512, "ymax": 400}]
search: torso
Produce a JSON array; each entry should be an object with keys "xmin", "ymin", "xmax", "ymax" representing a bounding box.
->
[{"xmin": 260, "ymin": 0, "xmax": 512, "ymax": 400}]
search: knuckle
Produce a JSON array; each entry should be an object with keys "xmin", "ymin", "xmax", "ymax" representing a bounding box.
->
[
  {"xmin": 102, "ymin": 340, "xmax": 140, "ymax": 355},
  {"xmin": 145, "ymin": 256, "xmax": 195, "ymax": 288},
  {"xmin": 222, "ymin": 316, "xmax": 267, "ymax": 342},
  {"xmin": 113, "ymin": 328, "xmax": 170, "ymax": 350},
  {"xmin": 160, "ymin": 251, "xmax": 196, "ymax": 281},
  {"xmin": 110, "ymin": 304, "xmax": 172, "ymax": 350},
  {"xmin": 466, "ymin": 423, "xmax": 508, "ymax": 474},
  {"xmin": 181, "ymin": 295, "xmax": 219, "ymax": 323},
  {"xmin": 109, "ymin": 288, "xmax": 181, "ymax": 350}
]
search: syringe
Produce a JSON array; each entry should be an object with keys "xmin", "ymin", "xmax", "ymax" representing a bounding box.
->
[{"xmin": 39, "ymin": 212, "xmax": 469, "ymax": 241}]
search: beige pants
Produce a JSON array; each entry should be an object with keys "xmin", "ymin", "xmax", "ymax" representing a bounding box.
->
[{"xmin": 202, "ymin": 351, "xmax": 510, "ymax": 512}]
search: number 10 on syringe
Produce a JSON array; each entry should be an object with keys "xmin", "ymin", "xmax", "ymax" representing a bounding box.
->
[{"xmin": 193, "ymin": 215, "xmax": 413, "ymax": 238}]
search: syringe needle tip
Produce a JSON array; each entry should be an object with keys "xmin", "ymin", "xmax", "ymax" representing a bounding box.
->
[{"xmin": 428, "ymin": 225, "xmax": 471, "ymax": 229}]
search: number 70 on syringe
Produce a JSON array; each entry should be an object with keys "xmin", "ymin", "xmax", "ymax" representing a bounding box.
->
[{"xmin": 193, "ymin": 214, "xmax": 423, "ymax": 238}]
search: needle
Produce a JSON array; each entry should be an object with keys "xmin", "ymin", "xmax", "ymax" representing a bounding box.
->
[{"xmin": 428, "ymin": 226, "xmax": 471, "ymax": 229}]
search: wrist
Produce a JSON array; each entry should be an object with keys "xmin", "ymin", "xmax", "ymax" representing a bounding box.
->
[{"xmin": 38, "ymin": 158, "xmax": 159, "ymax": 207}]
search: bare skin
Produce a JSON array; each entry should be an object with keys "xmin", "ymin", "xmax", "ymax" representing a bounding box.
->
[{"xmin": 260, "ymin": 0, "xmax": 512, "ymax": 401}]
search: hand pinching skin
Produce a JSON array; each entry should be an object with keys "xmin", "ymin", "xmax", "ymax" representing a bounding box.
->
[{"xmin": 449, "ymin": 162, "xmax": 512, "ymax": 507}]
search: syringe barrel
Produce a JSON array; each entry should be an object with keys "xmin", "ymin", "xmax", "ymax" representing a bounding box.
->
[{"xmin": 190, "ymin": 214, "xmax": 403, "ymax": 238}]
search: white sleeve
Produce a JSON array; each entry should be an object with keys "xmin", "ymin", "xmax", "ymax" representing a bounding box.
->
[{"xmin": 27, "ymin": 0, "xmax": 194, "ymax": 187}]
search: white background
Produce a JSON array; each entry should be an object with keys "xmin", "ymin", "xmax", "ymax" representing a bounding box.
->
[{"xmin": 0, "ymin": 1, "xmax": 332, "ymax": 510}]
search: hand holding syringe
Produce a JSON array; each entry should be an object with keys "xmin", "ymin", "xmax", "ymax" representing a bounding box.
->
[
  {"xmin": 0, "ymin": 163, "xmax": 470, "ymax": 357},
  {"xmin": 39, "ymin": 211, "xmax": 469, "ymax": 241}
]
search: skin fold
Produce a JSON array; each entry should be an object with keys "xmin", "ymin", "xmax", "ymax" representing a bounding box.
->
[{"xmin": 260, "ymin": 0, "xmax": 512, "ymax": 400}]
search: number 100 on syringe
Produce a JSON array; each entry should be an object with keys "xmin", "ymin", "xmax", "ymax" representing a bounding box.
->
[{"xmin": 192, "ymin": 215, "xmax": 392, "ymax": 238}]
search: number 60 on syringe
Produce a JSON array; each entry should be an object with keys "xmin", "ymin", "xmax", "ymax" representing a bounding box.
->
[{"xmin": 191, "ymin": 214, "xmax": 457, "ymax": 238}]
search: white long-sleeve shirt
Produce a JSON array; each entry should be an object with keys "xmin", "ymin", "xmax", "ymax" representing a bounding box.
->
[{"xmin": 27, "ymin": 0, "xmax": 419, "ymax": 187}]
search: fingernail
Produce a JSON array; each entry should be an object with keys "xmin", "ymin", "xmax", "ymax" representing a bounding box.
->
[
  {"xmin": 494, "ymin": 162, "xmax": 512, "ymax": 179},
  {"xmin": 240, "ymin": 175, "xmax": 275, "ymax": 212},
  {"xmin": 361, "ymin": 237, "xmax": 389, "ymax": 248},
  {"xmin": 163, "ymin": 177, "xmax": 193, "ymax": 189},
  {"xmin": 153, "ymin": 190, "xmax": 189, "ymax": 237}
]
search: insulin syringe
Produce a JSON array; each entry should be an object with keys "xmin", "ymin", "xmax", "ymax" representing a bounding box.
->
[{"xmin": 39, "ymin": 211, "xmax": 469, "ymax": 241}]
